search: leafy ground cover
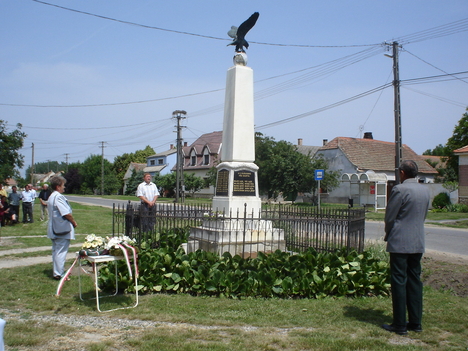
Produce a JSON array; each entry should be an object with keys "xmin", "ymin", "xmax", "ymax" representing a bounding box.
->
[{"xmin": 103, "ymin": 244, "xmax": 390, "ymax": 299}]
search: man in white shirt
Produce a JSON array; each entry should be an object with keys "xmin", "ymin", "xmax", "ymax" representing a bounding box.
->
[
  {"xmin": 136, "ymin": 173, "xmax": 160, "ymax": 232},
  {"xmin": 21, "ymin": 184, "xmax": 35, "ymax": 223}
]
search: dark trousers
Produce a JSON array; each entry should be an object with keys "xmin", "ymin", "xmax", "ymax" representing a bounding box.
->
[
  {"xmin": 390, "ymin": 253, "xmax": 423, "ymax": 327},
  {"xmin": 22, "ymin": 202, "xmax": 34, "ymax": 223},
  {"xmin": 11, "ymin": 205, "xmax": 20, "ymax": 222},
  {"xmin": 140, "ymin": 203, "xmax": 156, "ymax": 232}
]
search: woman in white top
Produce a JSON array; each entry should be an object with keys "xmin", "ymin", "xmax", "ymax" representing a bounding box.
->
[{"xmin": 47, "ymin": 175, "xmax": 77, "ymax": 280}]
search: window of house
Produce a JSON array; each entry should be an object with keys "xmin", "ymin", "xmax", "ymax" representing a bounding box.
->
[
  {"xmin": 150, "ymin": 160, "xmax": 155, "ymax": 166},
  {"xmin": 158, "ymin": 159, "xmax": 164, "ymax": 165},
  {"xmin": 190, "ymin": 150, "xmax": 197, "ymax": 166},
  {"xmin": 202, "ymin": 147, "xmax": 210, "ymax": 165}
]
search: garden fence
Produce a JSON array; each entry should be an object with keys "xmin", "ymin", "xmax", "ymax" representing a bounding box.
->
[{"xmin": 112, "ymin": 202, "xmax": 365, "ymax": 255}]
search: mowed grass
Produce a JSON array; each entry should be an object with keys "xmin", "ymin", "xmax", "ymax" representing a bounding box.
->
[
  {"xmin": 0, "ymin": 200, "xmax": 114, "ymax": 240},
  {"xmin": 0, "ymin": 261, "xmax": 467, "ymax": 350},
  {"xmin": 1, "ymin": 198, "xmax": 467, "ymax": 350}
]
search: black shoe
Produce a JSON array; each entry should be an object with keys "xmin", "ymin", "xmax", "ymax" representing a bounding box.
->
[
  {"xmin": 407, "ymin": 323, "xmax": 422, "ymax": 332},
  {"xmin": 382, "ymin": 324, "xmax": 408, "ymax": 335}
]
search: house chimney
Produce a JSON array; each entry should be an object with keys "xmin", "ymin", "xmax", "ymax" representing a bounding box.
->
[
  {"xmin": 363, "ymin": 132, "xmax": 373, "ymax": 139},
  {"xmin": 170, "ymin": 144, "xmax": 174, "ymax": 149},
  {"xmin": 184, "ymin": 142, "xmax": 188, "ymax": 147},
  {"xmin": 323, "ymin": 139, "xmax": 328, "ymax": 146},
  {"xmin": 298, "ymin": 138, "xmax": 303, "ymax": 146}
]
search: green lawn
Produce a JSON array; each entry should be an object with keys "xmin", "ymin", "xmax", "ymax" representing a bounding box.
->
[{"xmin": 0, "ymin": 262, "xmax": 467, "ymax": 350}]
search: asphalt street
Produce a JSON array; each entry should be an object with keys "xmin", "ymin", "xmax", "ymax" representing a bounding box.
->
[{"xmin": 66, "ymin": 196, "xmax": 468, "ymax": 258}]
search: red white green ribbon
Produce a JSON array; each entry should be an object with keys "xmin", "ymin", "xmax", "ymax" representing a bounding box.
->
[{"xmin": 55, "ymin": 255, "xmax": 80, "ymax": 297}]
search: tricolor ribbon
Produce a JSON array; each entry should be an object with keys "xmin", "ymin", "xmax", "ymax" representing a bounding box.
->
[
  {"xmin": 55, "ymin": 242, "xmax": 139, "ymax": 297},
  {"xmin": 55, "ymin": 255, "xmax": 80, "ymax": 297}
]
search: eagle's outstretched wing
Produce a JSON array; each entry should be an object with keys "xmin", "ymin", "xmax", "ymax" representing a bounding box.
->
[
  {"xmin": 236, "ymin": 12, "xmax": 259, "ymax": 43},
  {"xmin": 227, "ymin": 12, "xmax": 259, "ymax": 52}
]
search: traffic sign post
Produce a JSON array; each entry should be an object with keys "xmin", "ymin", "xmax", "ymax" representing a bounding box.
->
[{"xmin": 315, "ymin": 170, "xmax": 324, "ymax": 211}]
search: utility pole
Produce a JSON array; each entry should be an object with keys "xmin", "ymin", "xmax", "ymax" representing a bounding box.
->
[
  {"xmin": 386, "ymin": 41, "xmax": 403, "ymax": 184},
  {"xmin": 30, "ymin": 143, "xmax": 35, "ymax": 185},
  {"xmin": 172, "ymin": 110, "xmax": 187, "ymax": 203},
  {"xmin": 100, "ymin": 141, "xmax": 105, "ymax": 195},
  {"xmin": 65, "ymin": 153, "xmax": 69, "ymax": 173}
]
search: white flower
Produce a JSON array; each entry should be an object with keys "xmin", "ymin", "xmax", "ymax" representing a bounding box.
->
[
  {"xmin": 82, "ymin": 234, "xmax": 105, "ymax": 250},
  {"xmin": 105, "ymin": 235, "xmax": 135, "ymax": 250}
]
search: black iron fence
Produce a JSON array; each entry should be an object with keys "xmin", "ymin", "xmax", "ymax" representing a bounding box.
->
[{"xmin": 112, "ymin": 202, "xmax": 365, "ymax": 256}]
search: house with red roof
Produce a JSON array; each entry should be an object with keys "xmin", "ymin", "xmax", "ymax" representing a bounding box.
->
[
  {"xmin": 172, "ymin": 131, "xmax": 223, "ymax": 196},
  {"xmin": 316, "ymin": 133, "xmax": 438, "ymax": 208}
]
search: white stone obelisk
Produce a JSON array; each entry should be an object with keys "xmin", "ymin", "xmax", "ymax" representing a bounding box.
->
[{"xmin": 212, "ymin": 54, "xmax": 262, "ymax": 216}]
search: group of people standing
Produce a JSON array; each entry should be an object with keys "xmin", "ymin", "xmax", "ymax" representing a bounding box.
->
[{"xmin": 0, "ymin": 183, "xmax": 52, "ymax": 225}]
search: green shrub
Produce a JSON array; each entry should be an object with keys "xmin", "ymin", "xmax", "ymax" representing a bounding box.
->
[
  {"xmin": 100, "ymin": 230, "xmax": 390, "ymax": 299},
  {"xmin": 432, "ymin": 192, "xmax": 451, "ymax": 209},
  {"xmin": 446, "ymin": 203, "xmax": 468, "ymax": 213}
]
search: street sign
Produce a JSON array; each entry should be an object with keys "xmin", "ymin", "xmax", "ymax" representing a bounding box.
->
[{"xmin": 315, "ymin": 169, "xmax": 324, "ymax": 181}]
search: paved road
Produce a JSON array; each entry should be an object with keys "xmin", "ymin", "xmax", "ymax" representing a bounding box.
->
[
  {"xmin": 365, "ymin": 220, "xmax": 468, "ymax": 257},
  {"xmin": 65, "ymin": 196, "xmax": 468, "ymax": 258},
  {"xmin": 66, "ymin": 195, "xmax": 137, "ymax": 209}
]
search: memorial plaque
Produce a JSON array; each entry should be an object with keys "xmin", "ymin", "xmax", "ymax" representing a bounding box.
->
[
  {"xmin": 232, "ymin": 170, "xmax": 256, "ymax": 196},
  {"xmin": 215, "ymin": 169, "xmax": 229, "ymax": 196}
]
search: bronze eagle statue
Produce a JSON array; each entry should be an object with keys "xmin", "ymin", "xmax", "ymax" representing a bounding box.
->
[{"xmin": 227, "ymin": 12, "xmax": 259, "ymax": 53}]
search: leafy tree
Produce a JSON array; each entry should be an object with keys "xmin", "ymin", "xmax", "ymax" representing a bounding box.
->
[
  {"xmin": 204, "ymin": 166, "xmax": 218, "ymax": 189},
  {"xmin": 422, "ymin": 144, "xmax": 449, "ymax": 156},
  {"xmin": 25, "ymin": 160, "xmax": 68, "ymax": 176},
  {"xmin": 254, "ymin": 133, "xmax": 340, "ymax": 200},
  {"xmin": 443, "ymin": 181, "xmax": 458, "ymax": 194},
  {"xmin": 63, "ymin": 166, "xmax": 82, "ymax": 194},
  {"xmin": 125, "ymin": 169, "xmax": 145, "ymax": 196},
  {"xmin": 444, "ymin": 108, "xmax": 468, "ymax": 181},
  {"xmin": 0, "ymin": 121, "xmax": 27, "ymax": 182},
  {"xmin": 184, "ymin": 173, "xmax": 205, "ymax": 196},
  {"xmin": 96, "ymin": 172, "xmax": 120, "ymax": 195},
  {"xmin": 157, "ymin": 172, "xmax": 176, "ymax": 197},
  {"xmin": 113, "ymin": 145, "xmax": 155, "ymax": 193},
  {"xmin": 81, "ymin": 154, "xmax": 114, "ymax": 194}
]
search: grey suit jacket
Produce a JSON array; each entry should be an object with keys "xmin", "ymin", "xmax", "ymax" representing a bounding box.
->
[{"xmin": 384, "ymin": 178, "xmax": 430, "ymax": 253}]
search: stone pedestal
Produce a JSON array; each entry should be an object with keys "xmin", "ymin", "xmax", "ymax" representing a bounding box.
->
[{"xmin": 189, "ymin": 219, "xmax": 285, "ymax": 258}]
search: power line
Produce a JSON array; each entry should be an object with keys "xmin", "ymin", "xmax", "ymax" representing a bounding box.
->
[
  {"xmin": 255, "ymin": 71, "xmax": 468, "ymax": 130},
  {"xmin": 31, "ymin": 0, "xmax": 380, "ymax": 48},
  {"xmin": 393, "ymin": 18, "xmax": 468, "ymax": 45},
  {"xmin": 256, "ymin": 83, "xmax": 393, "ymax": 130},
  {"xmin": 403, "ymin": 48, "xmax": 468, "ymax": 85},
  {"xmin": 0, "ymin": 88, "xmax": 224, "ymax": 108},
  {"xmin": 402, "ymin": 86, "xmax": 467, "ymax": 107}
]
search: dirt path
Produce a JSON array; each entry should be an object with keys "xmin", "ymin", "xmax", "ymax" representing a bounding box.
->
[{"xmin": 0, "ymin": 239, "xmax": 82, "ymax": 269}]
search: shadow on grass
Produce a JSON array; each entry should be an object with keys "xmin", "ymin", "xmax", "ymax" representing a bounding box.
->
[{"xmin": 343, "ymin": 305, "xmax": 388, "ymax": 325}]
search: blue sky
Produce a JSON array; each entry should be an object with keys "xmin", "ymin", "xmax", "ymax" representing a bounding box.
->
[{"xmin": 2, "ymin": 1, "xmax": 467, "ymax": 176}]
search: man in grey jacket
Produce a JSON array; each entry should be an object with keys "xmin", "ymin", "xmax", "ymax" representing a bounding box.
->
[{"xmin": 382, "ymin": 160, "xmax": 430, "ymax": 335}]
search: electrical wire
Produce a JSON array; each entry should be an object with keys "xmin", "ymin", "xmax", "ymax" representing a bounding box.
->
[
  {"xmin": 31, "ymin": 0, "xmax": 380, "ymax": 48},
  {"xmin": 256, "ymin": 83, "xmax": 393, "ymax": 130},
  {"xmin": 255, "ymin": 70, "xmax": 467, "ymax": 131},
  {"xmin": 393, "ymin": 18, "xmax": 468, "ymax": 45},
  {"xmin": 402, "ymin": 86, "xmax": 467, "ymax": 107},
  {"xmin": 403, "ymin": 48, "xmax": 468, "ymax": 85}
]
